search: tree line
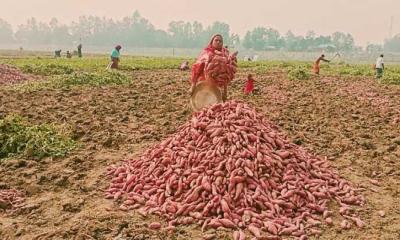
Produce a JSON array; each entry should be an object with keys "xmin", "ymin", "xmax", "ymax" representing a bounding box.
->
[{"xmin": 0, "ymin": 11, "xmax": 399, "ymax": 53}]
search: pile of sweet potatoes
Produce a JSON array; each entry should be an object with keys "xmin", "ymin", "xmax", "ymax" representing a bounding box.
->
[{"xmin": 105, "ymin": 101, "xmax": 364, "ymax": 239}]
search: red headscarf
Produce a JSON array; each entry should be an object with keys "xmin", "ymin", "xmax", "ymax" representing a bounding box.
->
[
  {"xmin": 204, "ymin": 34, "xmax": 228, "ymax": 55},
  {"xmin": 191, "ymin": 34, "xmax": 230, "ymax": 84}
]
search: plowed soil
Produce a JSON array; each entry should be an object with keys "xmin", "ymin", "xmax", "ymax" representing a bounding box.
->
[{"xmin": 0, "ymin": 68, "xmax": 399, "ymax": 240}]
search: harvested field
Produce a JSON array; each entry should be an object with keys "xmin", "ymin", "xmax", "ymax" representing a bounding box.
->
[{"xmin": 0, "ymin": 57, "xmax": 399, "ymax": 240}]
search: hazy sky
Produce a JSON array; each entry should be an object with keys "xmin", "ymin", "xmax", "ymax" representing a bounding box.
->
[{"xmin": 2, "ymin": 0, "xmax": 400, "ymax": 46}]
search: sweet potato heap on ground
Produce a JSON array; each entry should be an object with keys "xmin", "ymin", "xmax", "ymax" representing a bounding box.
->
[
  {"xmin": 0, "ymin": 64, "xmax": 28, "ymax": 85},
  {"xmin": 0, "ymin": 189, "xmax": 25, "ymax": 213},
  {"xmin": 106, "ymin": 101, "xmax": 364, "ymax": 239}
]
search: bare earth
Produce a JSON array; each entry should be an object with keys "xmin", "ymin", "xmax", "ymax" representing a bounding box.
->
[{"xmin": 0, "ymin": 69, "xmax": 399, "ymax": 240}]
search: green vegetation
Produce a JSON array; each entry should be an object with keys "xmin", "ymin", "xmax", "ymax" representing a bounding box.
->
[
  {"xmin": 381, "ymin": 72, "xmax": 400, "ymax": 85},
  {"xmin": 21, "ymin": 63, "xmax": 74, "ymax": 75},
  {"xmin": 0, "ymin": 56, "xmax": 187, "ymax": 73},
  {"xmin": 287, "ymin": 66, "xmax": 311, "ymax": 80},
  {"xmin": 58, "ymin": 71, "xmax": 130, "ymax": 87},
  {"xmin": 0, "ymin": 115, "xmax": 76, "ymax": 160},
  {"xmin": 2, "ymin": 56, "xmax": 400, "ymax": 88},
  {"xmin": 11, "ymin": 71, "xmax": 130, "ymax": 92},
  {"xmin": 321, "ymin": 63, "xmax": 374, "ymax": 77}
]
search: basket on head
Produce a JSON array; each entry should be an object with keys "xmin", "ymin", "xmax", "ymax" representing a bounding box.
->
[{"xmin": 190, "ymin": 80, "xmax": 223, "ymax": 112}]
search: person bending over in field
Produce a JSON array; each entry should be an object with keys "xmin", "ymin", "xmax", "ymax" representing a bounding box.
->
[
  {"xmin": 180, "ymin": 61, "xmax": 190, "ymax": 71},
  {"xmin": 54, "ymin": 49, "xmax": 62, "ymax": 58},
  {"xmin": 190, "ymin": 34, "xmax": 238, "ymax": 101},
  {"xmin": 108, "ymin": 45, "xmax": 122, "ymax": 70},
  {"xmin": 313, "ymin": 54, "xmax": 330, "ymax": 75}
]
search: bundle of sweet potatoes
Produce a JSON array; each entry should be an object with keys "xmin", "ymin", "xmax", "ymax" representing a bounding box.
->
[{"xmin": 205, "ymin": 54, "xmax": 237, "ymax": 87}]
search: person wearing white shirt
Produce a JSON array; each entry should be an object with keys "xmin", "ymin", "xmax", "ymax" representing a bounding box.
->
[{"xmin": 375, "ymin": 54, "xmax": 384, "ymax": 79}]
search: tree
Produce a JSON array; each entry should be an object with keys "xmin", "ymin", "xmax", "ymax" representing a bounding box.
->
[
  {"xmin": 314, "ymin": 35, "xmax": 332, "ymax": 46},
  {"xmin": 0, "ymin": 18, "xmax": 14, "ymax": 43},
  {"xmin": 384, "ymin": 35, "xmax": 400, "ymax": 52},
  {"xmin": 249, "ymin": 27, "xmax": 267, "ymax": 50},
  {"xmin": 366, "ymin": 43, "xmax": 383, "ymax": 54},
  {"xmin": 243, "ymin": 31, "xmax": 252, "ymax": 49},
  {"xmin": 303, "ymin": 31, "xmax": 316, "ymax": 50},
  {"xmin": 284, "ymin": 31, "xmax": 301, "ymax": 51},
  {"xmin": 70, "ymin": 16, "xmax": 94, "ymax": 42},
  {"xmin": 243, "ymin": 27, "xmax": 283, "ymax": 51},
  {"xmin": 152, "ymin": 30, "xmax": 171, "ymax": 48},
  {"xmin": 5, "ymin": 12, "xmax": 364, "ymax": 51},
  {"xmin": 49, "ymin": 18, "xmax": 72, "ymax": 45},
  {"xmin": 192, "ymin": 21, "xmax": 205, "ymax": 47},
  {"xmin": 15, "ymin": 18, "xmax": 52, "ymax": 45},
  {"xmin": 229, "ymin": 33, "xmax": 240, "ymax": 48},
  {"xmin": 205, "ymin": 21, "xmax": 231, "ymax": 46},
  {"xmin": 168, "ymin": 21, "xmax": 189, "ymax": 47},
  {"xmin": 305, "ymin": 31, "xmax": 316, "ymax": 40},
  {"xmin": 331, "ymin": 32, "xmax": 355, "ymax": 52},
  {"xmin": 264, "ymin": 28, "xmax": 284, "ymax": 49},
  {"xmin": 127, "ymin": 12, "xmax": 157, "ymax": 47}
]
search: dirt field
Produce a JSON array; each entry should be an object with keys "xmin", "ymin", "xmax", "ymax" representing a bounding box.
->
[{"xmin": 1, "ymin": 67, "xmax": 399, "ymax": 240}]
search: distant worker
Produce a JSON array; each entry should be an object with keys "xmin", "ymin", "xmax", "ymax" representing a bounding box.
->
[
  {"xmin": 55, "ymin": 49, "xmax": 62, "ymax": 58},
  {"xmin": 375, "ymin": 54, "xmax": 384, "ymax": 79},
  {"xmin": 77, "ymin": 44, "xmax": 82, "ymax": 58},
  {"xmin": 179, "ymin": 61, "xmax": 190, "ymax": 71},
  {"xmin": 107, "ymin": 45, "xmax": 122, "ymax": 70},
  {"xmin": 244, "ymin": 74, "xmax": 255, "ymax": 95},
  {"xmin": 313, "ymin": 54, "xmax": 330, "ymax": 75},
  {"xmin": 66, "ymin": 51, "xmax": 72, "ymax": 59},
  {"xmin": 244, "ymin": 56, "xmax": 252, "ymax": 61}
]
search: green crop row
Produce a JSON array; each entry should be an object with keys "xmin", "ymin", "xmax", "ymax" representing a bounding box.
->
[
  {"xmin": 1, "ymin": 56, "xmax": 400, "ymax": 86},
  {"xmin": 10, "ymin": 71, "xmax": 130, "ymax": 92}
]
